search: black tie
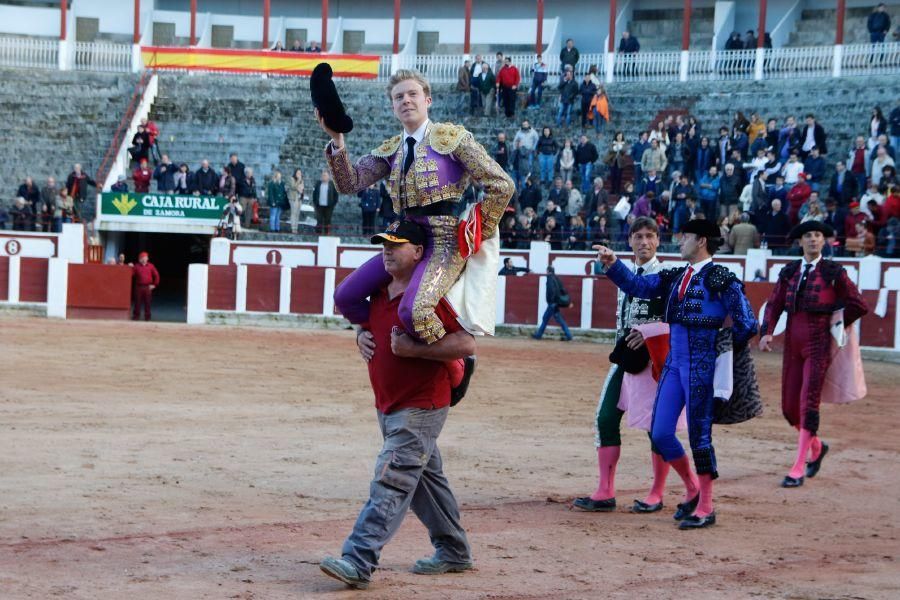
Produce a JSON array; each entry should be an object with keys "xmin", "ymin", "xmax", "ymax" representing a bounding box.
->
[
  {"xmin": 402, "ymin": 136, "xmax": 416, "ymax": 175},
  {"xmin": 794, "ymin": 263, "xmax": 813, "ymax": 311}
]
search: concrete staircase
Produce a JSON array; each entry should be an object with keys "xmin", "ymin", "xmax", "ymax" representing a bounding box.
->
[
  {"xmin": 0, "ymin": 68, "xmax": 138, "ymax": 209},
  {"xmin": 627, "ymin": 7, "xmax": 715, "ymax": 51},
  {"xmin": 788, "ymin": 4, "xmax": 900, "ymax": 47}
]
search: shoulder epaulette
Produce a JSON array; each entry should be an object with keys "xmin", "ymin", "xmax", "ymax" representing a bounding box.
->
[
  {"xmin": 428, "ymin": 122, "xmax": 471, "ymax": 155},
  {"xmin": 370, "ymin": 134, "xmax": 402, "ymax": 158},
  {"xmin": 705, "ymin": 264, "xmax": 740, "ymax": 292}
]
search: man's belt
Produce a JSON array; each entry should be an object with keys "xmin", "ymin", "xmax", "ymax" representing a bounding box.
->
[{"xmin": 403, "ymin": 202, "xmax": 457, "ymax": 217}]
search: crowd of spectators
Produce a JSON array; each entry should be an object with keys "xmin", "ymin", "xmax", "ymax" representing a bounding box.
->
[{"xmin": 2, "ymin": 165, "xmax": 96, "ymax": 232}]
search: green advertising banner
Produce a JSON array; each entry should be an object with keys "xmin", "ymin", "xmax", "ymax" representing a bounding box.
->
[{"xmin": 100, "ymin": 192, "xmax": 228, "ymax": 221}]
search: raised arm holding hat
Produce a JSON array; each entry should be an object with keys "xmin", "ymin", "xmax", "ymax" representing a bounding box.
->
[
  {"xmin": 318, "ymin": 68, "xmax": 514, "ymax": 344},
  {"xmin": 760, "ymin": 220, "xmax": 868, "ymax": 488},
  {"xmin": 594, "ymin": 219, "xmax": 758, "ymax": 529}
]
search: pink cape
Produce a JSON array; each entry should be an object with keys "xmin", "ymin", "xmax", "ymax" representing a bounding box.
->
[{"xmin": 821, "ymin": 326, "xmax": 867, "ymax": 404}]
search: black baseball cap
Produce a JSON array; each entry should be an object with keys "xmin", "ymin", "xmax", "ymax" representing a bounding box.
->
[{"xmin": 371, "ymin": 220, "xmax": 427, "ymax": 246}]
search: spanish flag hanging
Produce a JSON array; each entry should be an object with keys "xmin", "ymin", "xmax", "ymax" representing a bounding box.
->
[{"xmin": 141, "ymin": 46, "xmax": 379, "ymax": 79}]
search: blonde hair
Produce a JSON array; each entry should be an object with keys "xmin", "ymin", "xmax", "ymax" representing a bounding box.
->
[{"xmin": 386, "ymin": 69, "xmax": 432, "ymax": 99}]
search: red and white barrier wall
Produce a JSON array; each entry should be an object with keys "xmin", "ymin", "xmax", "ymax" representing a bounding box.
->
[{"xmin": 188, "ymin": 237, "xmax": 900, "ymax": 352}]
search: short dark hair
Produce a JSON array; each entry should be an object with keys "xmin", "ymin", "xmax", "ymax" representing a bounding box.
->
[{"xmin": 630, "ymin": 216, "xmax": 659, "ymax": 236}]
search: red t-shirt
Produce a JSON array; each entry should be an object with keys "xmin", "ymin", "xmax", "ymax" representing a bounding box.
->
[{"xmin": 367, "ymin": 287, "xmax": 462, "ymax": 414}]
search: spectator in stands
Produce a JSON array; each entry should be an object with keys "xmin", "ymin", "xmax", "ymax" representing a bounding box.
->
[
  {"xmin": 237, "ymin": 167, "xmax": 258, "ymax": 229},
  {"xmin": 267, "ymin": 170, "xmax": 288, "ymax": 233},
  {"xmin": 604, "ymin": 132, "xmax": 627, "ymax": 194},
  {"xmin": 500, "ymin": 216, "xmax": 519, "ymax": 249},
  {"xmin": 132, "ymin": 159, "xmax": 152, "ymax": 193},
  {"xmin": 272, "ymin": 41, "xmax": 284, "ymax": 51},
  {"xmin": 228, "ymin": 153, "xmax": 246, "ymax": 187},
  {"xmin": 691, "ymin": 136, "xmax": 714, "ymax": 185},
  {"xmin": 889, "ymin": 104, "xmax": 900, "ymax": 156},
  {"xmin": 730, "ymin": 127, "xmax": 749, "ymax": 161},
  {"xmin": 527, "ymin": 54, "xmax": 548, "ymax": 109},
  {"xmin": 697, "ymin": 165, "xmax": 721, "ymax": 219},
  {"xmin": 221, "ymin": 196, "xmax": 242, "ymax": 240},
  {"xmin": 849, "ymin": 135, "xmax": 870, "ymax": 194},
  {"xmin": 877, "ymin": 217, "xmax": 900, "ymax": 257},
  {"xmin": 769, "ymin": 175, "xmax": 789, "ymax": 204},
  {"xmin": 717, "ymin": 215, "xmax": 732, "ymax": 254},
  {"xmin": 289, "ymin": 39, "xmax": 304, "ymax": 52},
  {"xmin": 129, "ymin": 124, "xmax": 149, "ymax": 165},
  {"xmin": 743, "ymin": 146, "xmax": 768, "ymax": 182},
  {"xmin": 219, "ymin": 164, "xmax": 237, "ymax": 200},
  {"xmin": 512, "ymin": 140, "xmax": 532, "ymax": 191},
  {"xmin": 587, "ymin": 88, "xmax": 610, "ymax": 137},
  {"xmin": 493, "ymin": 132, "xmax": 510, "ymax": 173},
  {"xmin": 357, "ymin": 182, "xmax": 381, "ymax": 236},
  {"xmin": 17, "ymin": 176, "xmax": 39, "ymax": 210},
  {"xmin": 564, "ymin": 180, "xmax": 583, "ymax": 217},
  {"xmin": 469, "ymin": 55, "xmax": 483, "ymax": 115},
  {"xmin": 749, "ymin": 171, "xmax": 771, "ymax": 220},
  {"xmin": 559, "ymin": 138, "xmax": 575, "ymax": 184},
  {"xmin": 618, "ymin": 30, "xmax": 639, "ymax": 54},
  {"xmin": 566, "ymin": 215, "xmax": 587, "ymax": 250},
  {"xmin": 560, "ymin": 38, "xmax": 580, "ymax": 80},
  {"xmin": 778, "ymin": 115, "xmax": 801, "ymax": 160},
  {"xmin": 871, "ymin": 146, "xmax": 896, "ymax": 187},
  {"xmin": 868, "ymin": 4, "xmax": 892, "ymax": 44},
  {"xmin": 804, "ymin": 146, "xmax": 826, "ymax": 191},
  {"xmin": 153, "ymin": 155, "xmax": 176, "ymax": 193},
  {"xmin": 649, "ymin": 120, "xmax": 670, "ymax": 153},
  {"xmin": 556, "ymin": 70, "xmax": 578, "ymax": 126},
  {"xmin": 540, "ymin": 216, "xmax": 564, "ymax": 251},
  {"xmin": 719, "ymin": 162, "xmax": 742, "ymax": 217},
  {"xmin": 513, "ymin": 119, "xmax": 538, "ymax": 170},
  {"xmin": 376, "ymin": 181, "xmax": 395, "ymax": 230},
  {"xmin": 786, "ymin": 173, "xmax": 812, "ymax": 223},
  {"xmin": 870, "ymin": 133, "xmax": 896, "ymax": 162},
  {"xmin": 455, "ymin": 60, "xmax": 471, "ymax": 116},
  {"xmin": 800, "ymin": 114, "xmax": 827, "ymax": 159},
  {"xmin": 517, "ymin": 176, "xmax": 541, "ymax": 213},
  {"xmin": 131, "ymin": 251, "xmax": 160, "ymax": 321},
  {"xmin": 56, "ymin": 188, "xmax": 74, "ymax": 230},
  {"xmin": 66, "ymin": 163, "xmax": 96, "ymax": 221},
  {"xmin": 285, "ymin": 168, "xmax": 305, "ymax": 234},
  {"xmin": 537, "ymin": 127, "xmax": 559, "ymax": 186},
  {"xmin": 824, "ymin": 198, "xmax": 848, "ymax": 235},
  {"xmin": 860, "ymin": 180, "xmax": 885, "ymax": 211},
  {"xmin": 764, "ymin": 118, "xmax": 780, "ymax": 150},
  {"xmin": 191, "ymin": 160, "xmax": 218, "ymax": 195},
  {"xmin": 781, "ymin": 152, "xmax": 804, "ymax": 188},
  {"xmin": 575, "ymin": 135, "xmax": 599, "ymax": 194},
  {"xmin": 846, "ymin": 220, "xmax": 875, "ymax": 257},
  {"xmin": 497, "ymin": 57, "xmax": 520, "ymax": 119},
  {"xmin": 578, "ymin": 73, "xmax": 600, "ymax": 129},
  {"xmin": 747, "ymin": 113, "xmax": 766, "ymax": 146},
  {"xmin": 312, "ymin": 169, "xmax": 338, "ymax": 235},
  {"xmin": 546, "ymin": 179, "xmax": 566, "ymax": 210},
  {"xmin": 844, "ymin": 201, "xmax": 867, "ymax": 238},
  {"xmin": 728, "ymin": 212, "xmax": 759, "ymax": 255},
  {"xmin": 173, "ymin": 163, "xmax": 191, "ymax": 194},
  {"xmin": 306, "ymin": 40, "xmax": 322, "ymax": 52},
  {"xmin": 631, "ymin": 190, "xmax": 654, "ymax": 219},
  {"xmin": 725, "ymin": 31, "xmax": 743, "ymax": 51},
  {"xmin": 743, "ymin": 30, "xmax": 757, "ymax": 50},
  {"xmin": 763, "ymin": 199, "xmax": 791, "ymax": 252},
  {"xmin": 640, "ymin": 139, "xmax": 667, "ymax": 177},
  {"xmin": 10, "ymin": 197, "xmax": 33, "ymax": 231},
  {"xmin": 140, "ymin": 117, "xmax": 161, "ymax": 163},
  {"xmin": 800, "ymin": 196, "xmax": 825, "ymax": 223},
  {"xmin": 882, "ymin": 165, "xmax": 898, "ymax": 193},
  {"xmin": 670, "ymin": 173, "xmax": 693, "ymax": 234},
  {"xmin": 637, "ymin": 168, "xmax": 661, "ymax": 197},
  {"xmin": 587, "ymin": 177, "xmax": 609, "ymax": 213},
  {"xmin": 478, "ymin": 60, "xmax": 495, "ymax": 117},
  {"xmin": 631, "ymin": 130, "xmax": 650, "ymax": 183},
  {"xmin": 716, "ymin": 126, "xmax": 731, "ymax": 168},
  {"xmin": 40, "ymin": 177, "xmax": 57, "ymax": 232},
  {"xmin": 666, "ymin": 132, "xmax": 691, "ymax": 180},
  {"xmin": 111, "ymin": 174, "xmax": 128, "ymax": 193}
]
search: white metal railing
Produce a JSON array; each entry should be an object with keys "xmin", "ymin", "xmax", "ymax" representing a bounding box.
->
[
  {"xmin": 377, "ymin": 53, "xmax": 392, "ymax": 81},
  {"xmin": 0, "ymin": 35, "xmax": 58, "ymax": 69},
  {"xmin": 73, "ymin": 41, "xmax": 132, "ymax": 73},
  {"xmin": 841, "ymin": 42, "xmax": 900, "ymax": 76},
  {"xmin": 688, "ymin": 48, "xmax": 757, "ymax": 80},
  {"xmin": 613, "ymin": 51, "xmax": 681, "ymax": 82},
  {"xmin": 763, "ymin": 45, "xmax": 834, "ymax": 79}
]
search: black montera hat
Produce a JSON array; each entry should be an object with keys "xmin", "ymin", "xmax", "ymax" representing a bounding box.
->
[
  {"xmin": 789, "ymin": 220, "xmax": 835, "ymax": 240},
  {"xmin": 681, "ymin": 218, "xmax": 721, "ymax": 241},
  {"xmin": 371, "ymin": 220, "xmax": 427, "ymax": 246},
  {"xmin": 310, "ymin": 62, "xmax": 354, "ymax": 134}
]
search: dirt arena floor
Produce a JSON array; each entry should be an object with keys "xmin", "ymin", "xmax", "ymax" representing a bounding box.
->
[{"xmin": 0, "ymin": 316, "xmax": 898, "ymax": 599}]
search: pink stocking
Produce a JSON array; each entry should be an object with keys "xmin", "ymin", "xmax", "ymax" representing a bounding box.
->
[
  {"xmin": 788, "ymin": 428, "xmax": 815, "ymax": 479},
  {"xmin": 643, "ymin": 452, "xmax": 670, "ymax": 505},
  {"xmin": 694, "ymin": 473, "xmax": 714, "ymax": 517},
  {"xmin": 668, "ymin": 455, "xmax": 699, "ymax": 503},
  {"xmin": 590, "ymin": 446, "xmax": 621, "ymax": 501}
]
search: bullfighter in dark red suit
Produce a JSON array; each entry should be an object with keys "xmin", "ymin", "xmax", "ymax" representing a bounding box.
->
[
  {"xmin": 759, "ymin": 221, "xmax": 868, "ymax": 488},
  {"xmin": 132, "ymin": 251, "xmax": 160, "ymax": 321}
]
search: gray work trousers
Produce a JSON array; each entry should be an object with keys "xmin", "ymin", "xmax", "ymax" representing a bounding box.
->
[{"xmin": 341, "ymin": 406, "xmax": 471, "ymax": 579}]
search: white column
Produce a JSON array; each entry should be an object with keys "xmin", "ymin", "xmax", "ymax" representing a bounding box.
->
[
  {"xmin": 754, "ymin": 46, "xmax": 765, "ymax": 80},
  {"xmin": 832, "ymin": 44, "xmax": 843, "ymax": 78},
  {"xmin": 279, "ymin": 266, "xmax": 292, "ymax": 314},
  {"xmin": 131, "ymin": 43, "xmax": 143, "ymax": 73},
  {"xmin": 494, "ymin": 274, "xmax": 506, "ymax": 325},
  {"xmin": 8, "ymin": 256, "xmax": 20, "ymax": 303},
  {"xmin": 745, "ymin": 248, "xmax": 771, "ymax": 281},
  {"xmin": 46, "ymin": 258, "xmax": 68, "ymax": 319},
  {"xmin": 323, "ymin": 268, "xmax": 336, "ymax": 316},
  {"xmin": 58, "ymin": 223, "xmax": 85, "ymax": 263},
  {"xmin": 235, "ymin": 264, "xmax": 248, "ymax": 312},
  {"xmin": 390, "ymin": 53, "xmax": 400, "ymax": 75},
  {"xmin": 318, "ymin": 236, "xmax": 341, "ymax": 267},
  {"xmin": 604, "ymin": 51, "xmax": 615, "ymax": 83},
  {"xmin": 58, "ymin": 39, "xmax": 71, "ymax": 71},
  {"xmin": 529, "ymin": 241, "xmax": 551, "ymax": 275},
  {"xmin": 679, "ymin": 49, "xmax": 689, "ymax": 82},
  {"xmin": 580, "ymin": 278, "xmax": 593, "ymax": 329},
  {"xmin": 186, "ymin": 264, "xmax": 209, "ymax": 324},
  {"xmin": 858, "ymin": 255, "xmax": 882, "ymax": 290},
  {"xmin": 537, "ymin": 276, "xmax": 547, "ymax": 324},
  {"xmin": 209, "ymin": 237, "xmax": 231, "ymax": 265}
]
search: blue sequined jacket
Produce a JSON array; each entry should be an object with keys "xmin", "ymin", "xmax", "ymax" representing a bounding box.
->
[{"xmin": 605, "ymin": 259, "xmax": 759, "ymax": 345}]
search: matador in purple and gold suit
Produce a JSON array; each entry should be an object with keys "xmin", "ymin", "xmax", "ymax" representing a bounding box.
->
[{"xmin": 326, "ymin": 119, "xmax": 514, "ymax": 343}]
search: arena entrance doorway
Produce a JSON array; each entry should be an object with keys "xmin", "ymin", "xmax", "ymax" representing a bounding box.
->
[{"xmin": 117, "ymin": 232, "xmax": 210, "ymax": 322}]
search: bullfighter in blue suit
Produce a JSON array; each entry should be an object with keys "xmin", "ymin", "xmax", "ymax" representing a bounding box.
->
[{"xmin": 594, "ymin": 219, "xmax": 758, "ymax": 529}]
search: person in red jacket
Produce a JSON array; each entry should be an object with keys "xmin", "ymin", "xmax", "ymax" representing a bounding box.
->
[
  {"xmin": 843, "ymin": 201, "xmax": 867, "ymax": 239},
  {"xmin": 785, "ymin": 172, "xmax": 811, "ymax": 224},
  {"xmin": 140, "ymin": 117, "xmax": 161, "ymax": 163},
  {"xmin": 132, "ymin": 251, "xmax": 160, "ymax": 321},
  {"xmin": 496, "ymin": 57, "xmax": 521, "ymax": 119},
  {"xmin": 132, "ymin": 159, "xmax": 152, "ymax": 193}
]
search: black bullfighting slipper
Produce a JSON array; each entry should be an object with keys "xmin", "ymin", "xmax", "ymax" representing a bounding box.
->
[
  {"xmin": 781, "ymin": 475, "xmax": 804, "ymax": 488},
  {"xmin": 631, "ymin": 499, "xmax": 664, "ymax": 513},
  {"xmin": 573, "ymin": 496, "xmax": 616, "ymax": 512},
  {"xmin": 450, "ymin": 356, "xmax": 476, "ymax": 407},
  {"xmin": 678, "ymin": 512, "xmax": 716, "ymax": 529},
  {"xmin": 310, "ymin": 62, "xmax": 354, "ymax": 133},
  {"xmin": 806, "ymin": 442, "xmax": 829, "ymax": 479},
  {"xmin": 673, "ymin": 494, "xmax": 700, "ymax": 520}
]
